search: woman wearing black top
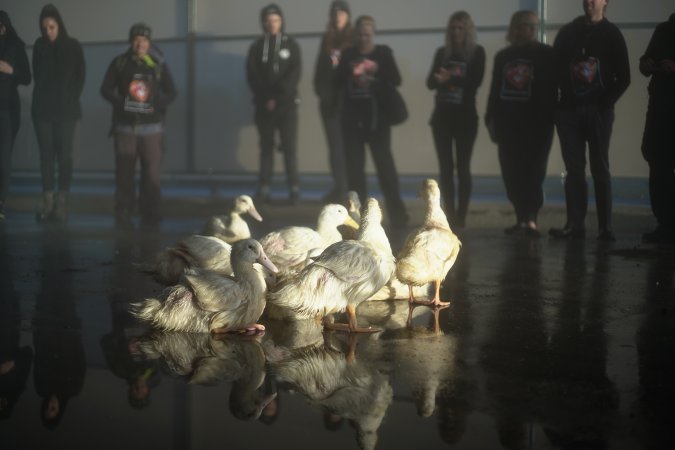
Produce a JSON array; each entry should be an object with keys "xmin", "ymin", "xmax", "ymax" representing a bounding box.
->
[
  {"xmin": 427, "ymin": 11, "xmax": 485, "ymax": 228},
  {"xmin": 31, "ymin": 4, "xmax": 85, "ymax": 223},
  {"xmin": 313, "ymin": 0, "xmax": 353, "ymax": 203},
  {"xmin": 485, "ymin": 10, "xmax": 556, "ymax": 237},
  {"xmin": 0, "ymin": 11, "xmax": 31, "ymax": 221},
  {"xmin": 337, "ymin": 15, "xmax": 408, "ymax": 228}
]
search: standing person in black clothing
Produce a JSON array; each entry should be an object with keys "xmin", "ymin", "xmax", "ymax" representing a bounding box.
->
[
  {"xmin": 313, "ymin": 0, "xmax": 353, "ymax": 204},
  {"xmin": 549, "ymin": 0, "xmax": 630, "ymax": 242},
  {"xmin": 485, "ymin": 10, "xmax": 556, "ymax": 237},
  {"xmin": 426, "ymin": 11, "xmax": 485, "ymax": 229},
  {"xmin": 337, "ymin": 15, "xmax": 409, "ymax": 228},
  {"xmin": 100, "ymin": 23, "xmax": 177, "ymax": 229},
  {"xmin": 0, "ymin": 11, "xmax": 31, "ymax": 221},
  {"xmin": 31, "ymin": 4, "xmax": 85, "ymax": 223},
  {"xmin": 639, "ymin": 14, "xmax": 675, "ymax": 244},
  {"xmin": 247, "ymin": 4, "xmax": 302, "ymax": 205}
]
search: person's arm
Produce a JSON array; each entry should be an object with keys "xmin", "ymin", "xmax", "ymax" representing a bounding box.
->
[
  {"xmin": 14, "ymin": 44, "xmax": 31, "ymax": 86},
  {"xmin": 639, "ymin": 22, "xmax": 663, "ymax": 77},
  {"xmin": 72, "ymin": 40, "xmax": 86, "ymax": 98},
  {"xmin": 377, "ymin": 45, "xmax": 401, "ymax": 87},
  {"xmin": 100, "ymin": 57, "xmax": 123, "ymax": 108},
  {"xmin": 426, "ymin": 48, "xmax": 443, "ymax": 90},
  {"xmin": 277, "ymin": 38, "xmax": 302, "ymax": 99},
  {"xmin": 155, "ymin": 63, "xmax": 177, "ymax": 110},
  {"xmin": 606, "ymin": 26, "xmax": 631, "ymax": 105},
  {"xmin": 484, "ymin": 50, "xmax": 502, "ymax": 131}
]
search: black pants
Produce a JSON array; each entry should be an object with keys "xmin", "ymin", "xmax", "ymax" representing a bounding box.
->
[
  {"xmin": 33, "ymin": 119, "xmax": 77, "ymax": 193},
  {"xmin": 255, "ymin": 105, "xmax": 299, "ymax": 190},
  {"xmin": 319, "ymin": 101, "xmax": 347, "ymax": 195},
  {"xmin": 0, "ymin": 111, "xmax": 12, "ymax": 203},
  {"xmin": 342, "ymin": 116, "xmax": 408, "ymax": 226},
  {"xmin": 498, "ymin": 124, "xmax": 554, "ymax": 224},
  {"xmin": 642, "ymin": 106, "xmax": 675, "ymax": 232},
  {"xmin": 555, "ymin": 105, "xmax": 615, "ymax": 232},
  {"xmin": 431, "ymin": 111, "xmax": 478, "ymax": 227}
]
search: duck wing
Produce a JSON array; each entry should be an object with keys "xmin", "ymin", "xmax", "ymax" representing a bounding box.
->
[
  {"xmin": 261, "ymin": 227, "xmax": 324, "ymax": 269},
  {"xmin": 182, "ymin": 269, "xmax": 244, "ymax": 313}
]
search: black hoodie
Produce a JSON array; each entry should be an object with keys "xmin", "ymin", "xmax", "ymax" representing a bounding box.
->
[
  {"xmin": 246, "ymin": 3, "xmax": 301, "ymax": 110},
  {"xmin": 31, "ymin": 4, "xmax": 85, "ymax": 121},
  {"xmin": 553, "ymin": 15, "xmax": 630, "ymax": 108},
  {"xmin": 0, "ymin": 10, "xmax": 31, "ymax": 123}
]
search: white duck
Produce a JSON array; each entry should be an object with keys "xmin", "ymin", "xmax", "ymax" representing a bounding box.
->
[
  {"xmin": 268, "ymin": 198, "xmax": 395, "ymax": 332},
  {"xmin": 396, "ymin": 179, "xmax": 461, "ymax": 307},
  {"xmin": 259, "ymin": 203, "xmax": 358, "ymax": 276},
  {"xmin": 149, "ymin": 235, "xmax": 232, "ymax": 285},
  {"xmin": 131, "ymin": 239, "xmax": 278, "ymax": 334},
  {"xmin": 202, "ymin": 195, "xmax": 263, "ymax": 244}
]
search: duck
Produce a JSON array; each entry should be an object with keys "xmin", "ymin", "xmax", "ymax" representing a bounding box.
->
[
  {"xmin": 396, "ymin": 179, "xmax": 461, "ymax": 308},
  {"xmin": 130, "ymin": 239, "xmax": 278, "ymax": 334},
  {"xmin": 266, "ymin": 336, "xmax": 393, "ymax": 450},
  {"xmin": 202, "ymin": 195, "xmax": 263, "ymax": 244},
  {"xmin": 147, "ymin": 234, "xmax": 232, "ymax": 285},
  {"xmin": 134, "ymin": 331, "xmax": 276, "ymax": 420},
  {"xmin": 339, "ymin": 190, "xmax": 362, "ymax": 240},
  {"xmin": 268, "ymin": 198, "xmax": 395, "ymax": 333},
  {"xmin": 259, "ymin": 203, "xmax": 358, "ymax": 276}
]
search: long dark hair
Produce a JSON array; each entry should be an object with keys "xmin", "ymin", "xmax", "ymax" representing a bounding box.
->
[{"xmin": 323, "ymin": 8, "xmax": 353, "ymax": 52}]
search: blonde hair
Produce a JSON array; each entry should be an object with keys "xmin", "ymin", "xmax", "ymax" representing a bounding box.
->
[
  {"xmin": 444, "ymin": 11, "xmax": 477, "ymax": 60},
  {"xmin": 506, "ymin": 10, "xmax": 538, "ymax": 45}
]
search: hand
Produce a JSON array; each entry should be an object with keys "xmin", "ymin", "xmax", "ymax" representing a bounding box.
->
[
  {"xmin": 0, "ymin": 60, "xmax": 14, "ymax": 75},
  {"xmin": 433, "ymin": 67, "xmax": 450, "ymax": 84},
  {"xmin": 660, "ymin": 59, "xmax": 675, "ymax": 73},
  {"xmin": 265, "ymin": 99, "xmax": 276, "ymax": 111}
]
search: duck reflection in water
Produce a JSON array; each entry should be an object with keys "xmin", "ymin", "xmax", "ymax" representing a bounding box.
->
[
  {"xmin": 133, "ymin": 331, "xmax": 276, "ymax": 420},
  {"xmin": 32, "ymin": 232, "xmax": 86, "ymax": 428},
  {"xmin": 265, "ymin": 329, "xmax": 393, "ymax": 450}
]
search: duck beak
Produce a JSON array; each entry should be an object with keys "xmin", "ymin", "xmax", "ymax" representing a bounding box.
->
[
  {"xmin": 344, "ymin": 216, "xmax": 359, "ymax": 229},
  {"xmin": 248, "ymin": 206, "xmax": 263, "ymax": 222},
  {"xmin": 257, "ymin": 249, "xmax": 279, "ymax": 274}
]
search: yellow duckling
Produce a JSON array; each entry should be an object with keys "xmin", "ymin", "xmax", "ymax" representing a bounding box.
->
[
  {"xmin": 202, "ymin": 195, "xmax": 263, "ymax": 244},
  {"xmin": 260, "ymin": 203, "xmax": 358, "ymax": 276},
  {"xmin": 131, "ymin": 239, "xmax": 278, "ymax": 335},
  {"xmin": 396, "ymin": 179, "xmax": 461, "ymax": 307},
  {"xmin": 268, "ymin": 198, "xmax": 395, "ymax": 333}
]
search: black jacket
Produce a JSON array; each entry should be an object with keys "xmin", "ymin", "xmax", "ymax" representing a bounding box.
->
[
  {"xmin": 640, "ymin": 13, "xmax": 675, "ymax": 110},
  {"xmin": 0, "ymin": 11, "xmax": 31, "ymax": 116},
  {"xmin": 554, "ymin": 16, "xmax": 630, "ymax": 108},
  {"xmin": 31, "ymin": 28, "xmax": 85, "ymax": 121},
  {"xmin": 485, "ymin": 41, "xmax": 556, "ymax": 142},
  {"xmin": 100, "ymin": 48, "xmax": 177, "ymax": 128},
  {"xmin": 246, "ymin": 33, "xmax": 301, "ymax": 111}
]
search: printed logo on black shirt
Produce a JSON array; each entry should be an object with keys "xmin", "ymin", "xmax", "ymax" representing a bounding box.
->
[
  {"xmin": 124, "ymin": 73, "xmax": 154, "ymax": 114},
  {"xmin": 438, "ymin": 59, "xmax": 466, "ymax": 105},
  {"xmin": 500, "ymin": 59, "xmax": 533, "ymax": 102},
  {"xmin": 570, "ymin": 57, "xmax": 603, "ymax": 97}
]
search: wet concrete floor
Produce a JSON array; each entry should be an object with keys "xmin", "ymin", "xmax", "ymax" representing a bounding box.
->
[{"xmin": 1, "ymin": 189, "xmax": 674, "ymax": 450}]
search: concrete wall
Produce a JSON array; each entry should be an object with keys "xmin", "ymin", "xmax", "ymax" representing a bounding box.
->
[{"xmin": 1, "ymin": 0, "xmax": 672, "ymax": 178}]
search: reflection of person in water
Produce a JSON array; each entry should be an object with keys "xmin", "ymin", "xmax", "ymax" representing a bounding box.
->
[
  {"xmin": 636, "ymin": 254, "xmax": 675, "ymax": 447},
  {"xmin": 541, "ymin": 241, "xmax": 618, "ymax": 447},
  {"xmin": 0, "ymin": 235, "xmax": 33, "ymax": 420},
  {"xmin": 101, "ymin": 230, "xmax": 162, "ymax": 409},
  {"xmin": 32, "ymin": 233, "xmax": 86, "ymax": 428},
  {"xmin": 479, "ymin": 238, "xmax": 548, "ymax": 448}
]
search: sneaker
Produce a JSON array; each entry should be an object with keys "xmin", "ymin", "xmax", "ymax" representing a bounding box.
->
[{"xmin": 549, "ymin": 226, "xmax": 586, "ymax": 240}]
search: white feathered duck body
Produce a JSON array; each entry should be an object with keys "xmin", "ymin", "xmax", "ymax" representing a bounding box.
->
[
  {"xmin": 131, "ymin": 239, "xmax": 278, "ymax": 334},
  {"xmin": 151, "ymin": 234, "xmax": 232, "ymax": 286},
  {"xmin": 259, "ymin": 203, "xmax": 358, "ymax": 277},
  {"xmin": 201, "ymin": 194, "xmax": 263, "ymax": 244},
  {"xmin": 396, "ymin": 179, "xmax": 461, "ymax": 306},
  {"xmin": 268, "ymin": 198, "xmax": 395, "ymax": 332}
]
